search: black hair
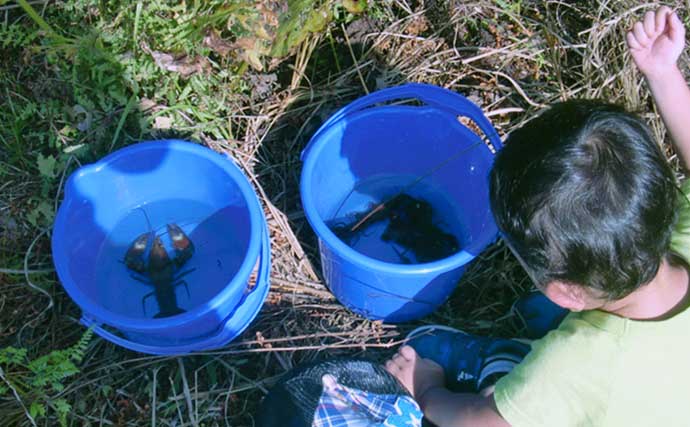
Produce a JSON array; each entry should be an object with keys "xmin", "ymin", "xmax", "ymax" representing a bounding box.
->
[
  {"xmin": 256, "ymin": 359, "xmax": 410, "ymax": 427},
  {"xmin": 489, "ymin": 100, "xmax": 678, "ymax": 299}
]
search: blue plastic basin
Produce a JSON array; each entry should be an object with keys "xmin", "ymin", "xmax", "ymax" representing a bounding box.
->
[
  {"xmin": 300, "ymin": 84, "xmax": 502, "ymax": 322},
  {"xmin": 52, "ymin": 140, "xmax": 270, "ymax": 354}
]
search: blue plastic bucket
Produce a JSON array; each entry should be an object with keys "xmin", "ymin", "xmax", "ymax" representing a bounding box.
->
[
  {"xmin": 300, "ymin": 83, "xmax": 502, "ymax": 323},
  {"xmin": 52, "ymin": 140, "xmax": 270, "ymax": 355}
]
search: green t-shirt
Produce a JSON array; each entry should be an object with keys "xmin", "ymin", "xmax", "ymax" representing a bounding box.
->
[{"xmin": 493, "ymin": 180, "xmax": 690, "ymax": 427}]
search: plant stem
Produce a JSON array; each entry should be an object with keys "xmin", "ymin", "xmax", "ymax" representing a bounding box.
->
[
  {"xmin": 16, "ymin": 0, "xmax": 68, "ymax": 43},
  {"xmin": 0, "ymin": 366, "xmax": 37, "ymax": 427}
]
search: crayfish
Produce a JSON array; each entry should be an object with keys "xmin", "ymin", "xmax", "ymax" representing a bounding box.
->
[
  {"xmin": 329, "ymin": 193, "xmax": 459, "ymax": 264},
  {"xmin": 124, "ymin": 223, "xmax": 195, "ymax": 318}
]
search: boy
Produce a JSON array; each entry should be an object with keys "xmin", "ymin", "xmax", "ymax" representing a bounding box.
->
[{"xmin": 386, "ymin": 7, "xmax": 690, "ymax": 427}]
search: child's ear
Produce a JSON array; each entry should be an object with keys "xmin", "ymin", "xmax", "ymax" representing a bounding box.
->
[{"xmin": 543, "ymin": 281, "xmax": 588, "ymax": 312}]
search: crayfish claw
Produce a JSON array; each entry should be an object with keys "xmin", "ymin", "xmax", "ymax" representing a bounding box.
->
[
  {"xmin": 167, "ymin": 223, "xmax": 194, "ymax": 267},
  {"xmin": 124, "ymin": 232, "xmax": 151, "ymax": 274}
]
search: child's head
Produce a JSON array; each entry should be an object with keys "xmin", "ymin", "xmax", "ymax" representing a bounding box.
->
[{"xmin": 490, "ymin": 100, "xmax": 677, "ymax": 306}]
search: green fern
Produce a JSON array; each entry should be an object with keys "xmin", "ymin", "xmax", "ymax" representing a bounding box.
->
[
  {"xmin": 0, "ymin": 328, "xmax": 93, "ymax": 426},
  {"xmin": 0, "ymin": 23, "xmax": 39, "ymax": 49},
  {"xmin": 0, "ymin": 347, "xmax": 28, "ymax": 365}
]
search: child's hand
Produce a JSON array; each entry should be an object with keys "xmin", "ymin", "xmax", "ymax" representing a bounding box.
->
[
  {"xmin": 385, "ymin": 345, "xmax": 445, "ymax": 407},
  {"xmin": 627, "ymin": 6, "xmax": 685, "ymax": 80}
]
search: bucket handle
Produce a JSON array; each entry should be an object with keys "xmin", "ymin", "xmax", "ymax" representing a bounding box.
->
[
  {"xmin": 81, "ymin": 224, "xmax": 271, "ymax": 355},
  {"xmin": 301, "ymin": 83, "xmax": 503, "ymax": 161}
]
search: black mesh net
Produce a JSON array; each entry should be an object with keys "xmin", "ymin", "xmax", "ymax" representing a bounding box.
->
[{"xmin": 256, "ymin": 359, "xmax": 412, "ymax": 427}]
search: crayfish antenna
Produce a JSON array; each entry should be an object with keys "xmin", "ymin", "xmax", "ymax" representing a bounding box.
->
[
  {"xmin": 138, "ymin": 206, "xmax": 153, "ymax": 234},
  {"xmin": 124, "ymin": 232, "xmax": 151, "ymax": 274},
  {"xmin": 167, "ymin": 223, "xmax": 194, "ymax": 267}
]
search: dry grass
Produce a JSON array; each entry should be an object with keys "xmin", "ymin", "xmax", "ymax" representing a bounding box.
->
[{"xmin": 2, "ymin": 0, "xmax": 689, "ymax": 425}]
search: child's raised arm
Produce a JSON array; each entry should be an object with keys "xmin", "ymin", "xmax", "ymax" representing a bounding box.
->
[{"xmin": 627, "ymin": 6, "xmax": 690, "ymax": 169}]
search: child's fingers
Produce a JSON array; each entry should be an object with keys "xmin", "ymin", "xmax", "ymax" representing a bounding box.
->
[
  {"xmin": 399, "ymin": 345, "xmax": 417, "ymax": 361},
  {"xmin": 668, "ymin": 11, "xmax": 686, "ymax": 41},
  {"xmin": 392, "ymin": 352, "xmax": 408, "ymax": 365},
  {"xmin": 633, "ymin": 21, "xmax": 650, "ymax": 46},
  {"xmin": 643, "ymin": 10, "xmax": 657, "ymax": 37},
  {"xmin": 385, "ymin": 359, "xmax": 401, "ymax": 373},
  {"xmin": 655, "ymin": 6, "xmax": 672, "ymax": 33},
  {"xmin": 626, "ymin": 31, "xmax": 642, "ymax": 50}
]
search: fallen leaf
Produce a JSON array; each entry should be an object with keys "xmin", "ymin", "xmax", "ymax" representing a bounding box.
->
[
  {"xmin": 244, "ymin": 48, "xmax": 264, "ymax": 71},
  {"xmin": 343, "ymin": 0, "xmax": 367, "ymax": 14},
  {"xmin": 234, "ymin": 37, "xmax": 268, "ymax": 71},
  {"xmin": 258, "ymin": 3, "xmax": 279, "ymax": 27},
  {"xmin": 154, "ymin": 116, "xmax": 173, "ymax": 129},
  {"xmin": 203, "ymin": 30, "xmax": 233, "ymax": 57},
  {"xmin": 234, "ymin": 37, "xmax": 257, "ymax": 51},
  {"xmin": 271, "ymin": 3, "xmax": 332, "ymax": 58},
  {"xmin": 139, "ymin": 98, "xmax": 157, "ymax": 112},
  {"xmin": 63, "ymin": 144, "xmax": 86, "ymax": 154},
  {"xmin": 72, "ymin": 104, "xmax": 92, "ymax": 132},
  {"xmin": 37, "ymin": 154, "xmax": 57, "ymax": 179},
  {"xmin": 140, "ymin": 41, "xmax": 211, "ymax": 78},
  {"xmin": 248, "ymin": 73, "xmax": 278, "ymax": 100}
]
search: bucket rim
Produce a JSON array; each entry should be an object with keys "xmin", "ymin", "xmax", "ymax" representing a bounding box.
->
[
  {"xmin": 52, "ymin": 139, "xmax": 265, "ymax": 331},
  {"xmin": 300, "ymin": 115, "xmax": 498, "ymax": 275}
]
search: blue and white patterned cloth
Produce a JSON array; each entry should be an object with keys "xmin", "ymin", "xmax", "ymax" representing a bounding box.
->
[{"xmin": 312, "ymin": 374, "xmax": 423, "ymax": 427}]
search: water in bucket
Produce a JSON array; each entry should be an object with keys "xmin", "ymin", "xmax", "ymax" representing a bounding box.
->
[
  {"xmin": 93, "ymin": 198, "xmax": 250, "ymax": 319},
  {"xmin": 326, "ymin": 174, "xmax": 468, "ymax": 265}
]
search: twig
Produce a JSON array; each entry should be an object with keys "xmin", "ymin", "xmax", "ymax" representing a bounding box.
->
[
  {"xmin": 222, "ymin": 369, "xmax": 236, "ymax": 427},
  {"xmin": 341, "ymin": 23, "xmax": 369, "ymax": 95},
  {"xmin": 15, "ymin": 0, "xmax": 68, "ymax": 42},
  {"xmin": 270, "ymin": 278, "xmax": 333, "ymax": 298},
  {"xmin": 486, "ymin": 107, "xmax": 525, "ymax": 117},
  {"xmin": 478, "ymin": 69, "xmax": 546, "ymax": 108},
  {"xmin": 202, "ymin": 339, "xmax": 406, "ymax": 356},
  {"xmin": 177, "ymin": 358, "xmax": 198, "ymax": 427},
  {"xmin": 23, "ymin": 229, "xmax": 54, "ymax": 313},
  {"xmin": 54, "ymin": 154, "xmax": 79, "ymax": 214},
  {"xmin": 461, "ymin": 41, "xmax": 526, "ymax": 65},
  {"xmin": 0, "ymin": 366, "xmax": 38, "ymax": 427},
  {"xmin": 109, "ymin": 95, "xmax": 136, "ymax": 152},
  {"xmin": 151, "ymin": 367, "xmax": 158, "ymax": 427},
  {"xmin": 169, "ymin": 377, "xmax": 185, "ymax": 427},
  {"xmin": 0, "ymin": 0, "xmax": 45, "ymax": 11},
  {"xmin": 350, "ymin": 204, "xmax": 385, "ymax": 232},
  {"xmin": 0, "ymin": 267, "xmax": 54, "ymax": 275}
]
